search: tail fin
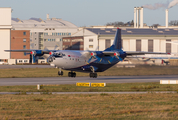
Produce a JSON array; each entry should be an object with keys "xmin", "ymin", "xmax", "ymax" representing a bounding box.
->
[{"xmin": 105, "ymin": 28, "xmax": 122, "ymax": 51}]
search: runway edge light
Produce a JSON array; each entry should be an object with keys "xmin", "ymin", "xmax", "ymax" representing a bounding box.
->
[
  {"xmin": 91, "ymin": 83, "xmax": 106, "ymax": 87},
  {"xmin": 76, "ymin": 83, "xmax": 90, "ymax": 87},
  {"xmin": 160, "ymin": 80, "xmax": 178, "ymax": 84}
]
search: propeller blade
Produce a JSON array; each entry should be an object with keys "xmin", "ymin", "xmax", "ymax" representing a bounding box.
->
[
  {"xmin": 87, "ymin": 56, "xmax": 93, "ymax": 64},
  {"xmin": 108, "ymin": 57, "xmax": 115, "ymax": 64},
  {"xmin": 119, "ymin": 57, "xmax": 123, "ymax": 61},
  {"xmin": 95, "ymin": 55, "xmax": 102, "ymax": 62}
]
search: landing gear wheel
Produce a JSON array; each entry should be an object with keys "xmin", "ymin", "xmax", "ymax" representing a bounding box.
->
[
  {"xmin": 73, "ymin": 73, "xmax": 76, "ymax": 78},
  {"xmin": 94, "ymin": 73, "xmax": 97, "ymax": 78},
  {"xmin": 90, "ymin": 73, "xmax": 92, "ymax": 78},
  {"xmin": 68, "ymin": 72, "xmax": 71, "ymax": 77},
  {"xmin": 58, "ymin": 71, "xmax": 63, "ymax": 76},
  {"xmin": 90, "ymin": 73, "xmax": 97, "ymax": 78},
  {"xmin": 68, "ymin": 72, "xmax": 76, "ymax": 77}
]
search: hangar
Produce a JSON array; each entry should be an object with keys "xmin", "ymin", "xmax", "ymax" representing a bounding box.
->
[{"xmin": 71, "ymin": 28, "xmax": 178, "ymax": 53}]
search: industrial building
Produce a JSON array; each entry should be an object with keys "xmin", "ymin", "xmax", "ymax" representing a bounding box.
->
[
  {"xmin": 62, "ymin": 36, "xmax": 84, "ymax": 50},
  {"xmin": 11, "ymin": 15, "xmax": 78, "ymax": 50},
  {"xmin": 70, "ymin": 27, "xmax": 178, "ymax": 65},
  {"xmin": 10, "ymin": 30, "xmax": 30, "ymax": 64}
]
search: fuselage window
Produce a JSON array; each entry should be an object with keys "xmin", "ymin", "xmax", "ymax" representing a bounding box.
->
[{"xmin": 72, "ymin": 58, "xmax": 74, "ymax": 60}]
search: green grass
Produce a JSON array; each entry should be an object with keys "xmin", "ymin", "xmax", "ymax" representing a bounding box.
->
[
  {"xmin": 0, "ymin": 82, "xmax": 178, "ymax": 92},
  {"xmin": 0, "ymin": 65, "xmax": 178, "ymax": 78},
  {"xmin": 0, "ymin": 93, "xmax": 178, "ymax": 119}
]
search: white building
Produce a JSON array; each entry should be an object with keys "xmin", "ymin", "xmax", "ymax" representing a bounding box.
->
[
  {"xmin": 0, "ymin": 8, "xmax": 12, "ymax": 64},
  {"xmin": 12, "ymin": 16, "xmax": 78, "ymax": 50},
  {"xmin": 72, "ymin": 28, "xmax": 178, "ymax": 59}
]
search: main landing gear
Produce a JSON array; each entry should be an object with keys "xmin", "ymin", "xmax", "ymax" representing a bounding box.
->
[
  {"xmin": 58, "ymin": 68, "xmax": 63, "ymax": 76},
  {"xmin": 68, "ymin": 72, "xmax": 76, "ymax": 77},
  {"xmin": 90, "ymin": 72, "xmax": 97, "ymax": 78},
  {"xmin": 89, "ymin": 66, "xmax": 97, "ymax": 78}
]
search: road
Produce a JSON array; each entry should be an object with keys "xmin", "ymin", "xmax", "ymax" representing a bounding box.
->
[{"xmin": 0, "ymin": 75, "xmax": 178, "ymax": 86}]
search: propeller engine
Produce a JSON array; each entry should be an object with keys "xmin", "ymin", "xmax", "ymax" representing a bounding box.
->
[
  {"xmin": 47, "ymin": 52, "xmax": 64, "ymax": 64},
  {"xmin": 30, "ymin": 50, "xmax": 45, "ymax": 64},
  {"xmin": 87, "ymin": 52, "xmax": 102, "ymax": 64},
  {"xmin": 108, "ymin": 52, "xmax": 123, "ymax": 63}
]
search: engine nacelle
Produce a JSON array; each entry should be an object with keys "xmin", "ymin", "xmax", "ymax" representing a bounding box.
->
[{"xmin": 30, "ymin": 50, "xmax": 44, "ymax": 56}]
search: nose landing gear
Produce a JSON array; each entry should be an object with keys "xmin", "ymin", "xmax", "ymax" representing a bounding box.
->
[
  {"xmin": 68, "ymin": 72, "xmax": 76, "ymax": 77},
  {"xmin": 58, "ymin": 68, "xmax": 63, "ymax": 76}
]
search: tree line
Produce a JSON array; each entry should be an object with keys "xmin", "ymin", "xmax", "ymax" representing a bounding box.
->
[{"xmin": 106, "ymin": 20, "xmax": 178, "ymax": 27}]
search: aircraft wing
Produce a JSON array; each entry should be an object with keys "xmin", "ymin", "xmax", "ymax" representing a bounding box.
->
[
  {"xmin": 4, "ymin": 49, "xmax": 57, "ymax": 54},
  {"xmin": 125, "ymin": 51, "xmax": 169, "ymax": 56},
  {"xmin": 102, "ymin": 51, "xmax": 169, "ymax": 56}
]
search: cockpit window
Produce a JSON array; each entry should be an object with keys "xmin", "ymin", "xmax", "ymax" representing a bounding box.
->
[{"xmin": 53, "ymin": 52, "xmax": 63, "ymax": 58}]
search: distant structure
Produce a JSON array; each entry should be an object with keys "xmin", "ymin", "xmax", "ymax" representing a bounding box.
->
[
  {"xmin": 0, "ymin": 7, "xmax": 178, "ymax": 65},
  {"xmin": 134, "ymin": 7, "xmax": 144, "ymax": 28},
  {"xmin": 11, "ymin": 14, "xmax": 78, "ymax": 50},
  {"xmin": 0, "ymin": 8, "xmax": 12, "ymax": 64},
  {"xmin": 10, "ymin": 30, "xmax": 30, "ymax": 63},
  {"xmin": 166, "ymin": 9, "xmax": 169, "ymax": 28},
  {"xmin": 71, "ymin": 28, "xmax": 178, "ymax": 54}
]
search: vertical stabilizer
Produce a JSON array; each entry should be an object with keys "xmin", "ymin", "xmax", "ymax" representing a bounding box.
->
[{"xmin": 105, "ymin": 28, "xmax": 122, "ymax": 51}]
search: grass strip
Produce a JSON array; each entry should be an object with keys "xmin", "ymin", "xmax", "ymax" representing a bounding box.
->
[
  {"xmin": 0, "ymin": 93, "xmax": 178, "ymax": 119},
  {"xmin": 0, "ymin": 66, "xmax": 178, "ymax": 78}
]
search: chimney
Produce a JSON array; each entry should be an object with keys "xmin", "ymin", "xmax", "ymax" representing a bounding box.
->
[
  {"xmin": 134, "ymin": 7, "xmax": 137, "ymax": 28},
  {"xmin": 165, "ymin": 9, "xmax": 169, "ymax": 28},
  {"xmin": 140, "ymin": 7, "xmax": 143, "ymax": 28},
  {"xmin": 137, "ymin": 7, "xmax": 140, "ymax": 28},
  {"xmin": 46, "ymin": 14, "xmax": 49, "ymax": 20}
]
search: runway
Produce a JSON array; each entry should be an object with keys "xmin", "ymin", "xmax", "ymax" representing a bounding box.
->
[
  {"xmin": 0, "ymin": 65, "xmax": 53, "ymax": 69},
  {"xmin": 0, "ymin": 75, "xmax": 178, "ymax": 86}
]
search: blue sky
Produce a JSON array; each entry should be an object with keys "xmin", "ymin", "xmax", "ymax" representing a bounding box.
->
[{"xmin": 0, "ymin": 0, "xmax": 178, "ymax": 27}]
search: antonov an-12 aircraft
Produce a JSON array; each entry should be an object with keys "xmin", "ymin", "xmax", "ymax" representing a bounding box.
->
[{"xmin": 5, "ymin": 28, "xmax": 169, "ymax": 78}]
